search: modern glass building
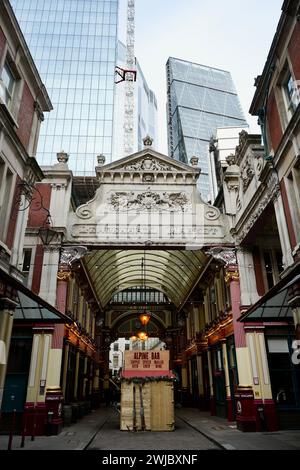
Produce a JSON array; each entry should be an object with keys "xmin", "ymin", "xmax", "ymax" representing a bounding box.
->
[
  {"xmin": 11, "ymin": 0, "xmax": 119, "ymax": 174},
  {"xmin": 166, "ymin": 57, "xmax": 248, "ymax": 201},
  {"xmin": 113, "ymin": 41, "xmax": 158, "ymax": 161}
]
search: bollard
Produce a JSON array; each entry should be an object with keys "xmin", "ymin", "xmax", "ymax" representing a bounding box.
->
[
  {"xmin": 7, "ymin": 409, "xmax": 16, "ymax": 450},
  {"xmin": 46, "ymin": 411, "xmax": 54, "ymax": 436},
  {"xmin": 20, "ymin": 412, "xmax": 28, "ymax": 448},
  {"xmin": 31, "ymin": 409, "xmax": 37, "ymax": 441}
]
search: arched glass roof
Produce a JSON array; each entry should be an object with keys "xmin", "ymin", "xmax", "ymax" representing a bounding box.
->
[{"xmin": 83, "ymin": 250, "xmax": 207, "ymax": 309}]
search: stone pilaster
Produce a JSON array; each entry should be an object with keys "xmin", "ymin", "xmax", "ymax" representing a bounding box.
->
[
  {"xmin": 245, "ymin": 327, "xmax": 278, "ymax": 431},
  {"xmin": 0, "ymin": 304, "xmax": 14, "ymax": 409},
  {"xmin": 237, "ymin": 248, "xmax": 260, "ymax": 307},
  {"xmin": 273, "ymin": 192, "xmax": 294, "ymax": 268},
  {"xmin": 10, "ymin": 193, "xmax": 30, "ymax": 269},
  {"xmin": 222, "ymin": 341, "xmax": 234, "ymax": 422},
  {"xmin": 39, "ymin": 246, "xmax": 60, "ymax": 306},
  {"xmin": 24, "ymin": 327, "xmax": 53, "ymax": 436}
]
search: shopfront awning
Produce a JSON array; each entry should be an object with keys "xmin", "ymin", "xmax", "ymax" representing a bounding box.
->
[
  {"xmin": 0, "ymin": 267, "xmax": 72, "ymax": 324},
  {"xmin": 239, "ymin": 269, "xmax": 300, "ymax": 322},
  {"xmin": 14, "ymin": 291, "xmax": 69, "ymax": 322}
]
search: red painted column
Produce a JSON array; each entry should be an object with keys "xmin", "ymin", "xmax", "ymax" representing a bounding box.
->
[
  {"xmin": 226, "ymin": 267, "xmax": 246, "ymax": 347},
  {"xmin": 226, "ymin": 266, "xmax": 256, "ymax": 432},
  {"xmin": 56, "ymin": 270, "xmax": 70, "ymax": 315},
  {"xmin": 45, "ymin": 267, "xmax": 71, "ymax": 435}
]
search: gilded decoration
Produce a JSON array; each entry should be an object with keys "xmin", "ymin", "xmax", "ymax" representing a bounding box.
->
[
  {"xmin": 225, "ymin": 270, "xmax": 240, "ymax": 284},
  {"xmin": 57, "ymin": 271, "xmax": 72, "ymax": 282}
]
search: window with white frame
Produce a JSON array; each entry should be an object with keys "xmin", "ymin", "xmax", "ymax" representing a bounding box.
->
[
  {"xmin": 0, "ymin": 61, "xmax": 16, "ymax": 108},
  {"xmin": 22, "ymin": 249, "xmax": 32, "ymax": 286},
  {"xmin": 285, "ymin": 171, "xmax": 300, "ymax": 245},
  {"xmin": 261, "ymin": 248, "xmax": 284, "ymax": 290},
  {"xmin": 283, "ymin": 70, "xmax": 300, "ymax": 117},
  {"xmin": 0, "ymin": 157, "xmax": 15, "ymax": 244}
]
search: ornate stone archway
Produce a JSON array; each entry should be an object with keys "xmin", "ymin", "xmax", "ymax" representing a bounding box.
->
[
  {"xmin": 65, "ymin": 148, "xmax": 232, "ymax": 249},
  {"xmin": 58, "ymin": 148, "xmax": 233, "ymax": 317}
]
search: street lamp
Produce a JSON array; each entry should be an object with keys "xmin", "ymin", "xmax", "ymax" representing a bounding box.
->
[
  {"xmin": 38, "ymin": 225, "xmax": 57, "ymax": 246},
  {"xmin": 38, "ymin": 213, "xmax": 57, "ymax": 246}
]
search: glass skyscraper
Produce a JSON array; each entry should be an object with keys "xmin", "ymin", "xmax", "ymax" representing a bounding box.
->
[
  {"xmin": 11, "ymin": 0, "xmax": 119, "ymax": 174},
  {"xmin": 166, "ymin": 57, "xmax": 248, "ymax": 200}
]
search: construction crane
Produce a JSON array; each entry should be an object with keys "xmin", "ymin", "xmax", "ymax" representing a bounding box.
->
[{"xmin": 115, "ymin": 0, "xmax": 137, "ymax": 157}]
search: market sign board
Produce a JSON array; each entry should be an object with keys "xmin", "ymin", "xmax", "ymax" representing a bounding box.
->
[{"xmin": 124, "ymin": 350, "xmax": 170, "ymax": 372}]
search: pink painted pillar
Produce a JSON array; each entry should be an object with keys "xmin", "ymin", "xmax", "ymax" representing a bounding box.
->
[
  {"xmin": 45, "ymin": 268, "xmax": 71, "ymax": 435},
  {"xmin": 226, "ymin": 266, "xmax": 246, "ymax": 348},
  {"xmin": 56, "ymin": 269, "xmax": 70, "ymax": 315},
  {"xmin": 226, "ymin": 265, "xmax": 256, "ymax": 432}
]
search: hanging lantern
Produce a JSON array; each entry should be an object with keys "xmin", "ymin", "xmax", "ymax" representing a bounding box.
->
[
  {"xmin": 130, "ymin": 335, "xmax": 138, "ymax": 342},
  {"xmin": 137, "ymin": 331, "xmax": 148, "ymax": 341},
  {"xmin": 165, "ymin": 334, "xmax": 173, "ymax": 345},
  {"xmin": 139, "ymin": 311, "xmax": 151, "ymax": 326}
]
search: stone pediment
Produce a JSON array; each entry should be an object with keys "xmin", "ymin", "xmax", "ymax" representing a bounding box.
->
[{"xmin": 96, "ymin": 149, "xmax": 200, "ymax": 185}]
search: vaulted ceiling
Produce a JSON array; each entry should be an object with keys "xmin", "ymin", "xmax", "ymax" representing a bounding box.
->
[{"xmin": 83, "ymin": 250, "xmax": 208, "ymax": 309}]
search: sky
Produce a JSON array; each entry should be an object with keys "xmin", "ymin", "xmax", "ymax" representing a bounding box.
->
[{"xmin": 119, "ymin": 0, "xmax": 283, "ymax": 154}]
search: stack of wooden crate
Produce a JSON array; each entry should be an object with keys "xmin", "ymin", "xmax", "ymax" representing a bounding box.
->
[
  {"xmin": 120, "ymin": 379, "xmax": 175, "ymax": 432},
  {"xmin": 120, "ymin": 350, "xmax": 175, "ymax": 432}
]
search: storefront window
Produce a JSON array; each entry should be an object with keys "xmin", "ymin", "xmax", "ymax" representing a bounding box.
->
[{"xmin": 267, "ymin": 336, "xmax": 300, "ymax": 408}]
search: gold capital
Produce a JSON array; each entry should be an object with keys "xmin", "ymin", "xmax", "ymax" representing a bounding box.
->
[
  {"xmin": 225, "ymin": 270, "xmax": 239, "ymax": 284},
  {"xmin": 57, "ymin": 271, "xmax": 72, "ymax": 282}
]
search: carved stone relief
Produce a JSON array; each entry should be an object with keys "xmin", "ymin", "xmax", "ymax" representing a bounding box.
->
[
  {"xmin": 252, "ymin": 149, "xmax": 265, "ymax": 175},
  {"xmin": 241, "ymin": 154, "xmax": 255, "ymax": 192},
  {"xmin": 107, "ymin": 188, "xmax": 191, "ymax": 212},
  {"xmin": 122, "ymin": 158, "xmax": 174, "ymax": 172}
]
